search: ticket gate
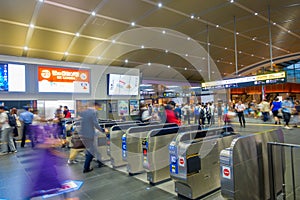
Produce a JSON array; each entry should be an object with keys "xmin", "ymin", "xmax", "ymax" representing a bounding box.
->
[
  {"xmin": 124, "ymin": 123, "xmax": 178, "ymax": 175},
  {"xmin": 143, "ymin": 125, "xmax": 234, "ymax": 185},
  {"xmin": 109, "ymin": 122, "xmax": 159, "ymax": 167},
  {"xmin": 220, "ymin": 128, "xmax": 284, "ymax": 200},
  {"xmin": 169, "ymin": 127, "xmax": 236, "ymax": 199},
  {"xmin": 97, "ymin": 121, "xmax": 140, "ymax": 162}
]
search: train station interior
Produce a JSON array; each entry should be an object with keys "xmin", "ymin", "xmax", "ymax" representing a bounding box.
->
[{"xmin": 0, "ymin": 0, "xmax": 300, "ymax": 199}]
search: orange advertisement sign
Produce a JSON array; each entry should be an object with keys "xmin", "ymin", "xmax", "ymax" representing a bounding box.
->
[{"xmin": 38, "ymin": 66, "xmax": 89, "ymax": 83}]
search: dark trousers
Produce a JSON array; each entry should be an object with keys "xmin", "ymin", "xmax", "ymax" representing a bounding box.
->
[
  {"xmin": 237, "ymin": 112, "xmax": 246, "ymax": 127},
  {"xmin": 82, "ymin": 138, "xmax": 95, "ymax": 170},
  {"xmin": 262, "ymin": 112, "xmax": 269, "ymax": 122},
  {"xmin": 21, "ymin": 124, "xmax": 34, "ymax": 148},
  {"xmin": 283, "ymin": 112, "xmax": 291, "ymax": 126}
]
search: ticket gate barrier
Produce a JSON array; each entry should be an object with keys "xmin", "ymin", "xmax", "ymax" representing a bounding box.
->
[
  {"xmin": 110, "ymin": 122, "xmax": 158, "ymax": 168},
  {"xmin": 124, "ymin": 123, "xmax": 178, "ymax": 175},
  {"xmin": 97, "ymin": 121, "xmax": 140, "ymax": 162},
  {"xmin": 144, "ymin": 125, "xmax": 234, "ymax": 185},
  {"xmin": 143, "ymin": 124, "xmax": 207, "ymax": 185},
  {"xmin": 220, "ymin": 128, "xmax": 284, "ymax": 200},
  {"xmin": 169, "ymin": 127, "xmax": 236, "ymax": 199}
]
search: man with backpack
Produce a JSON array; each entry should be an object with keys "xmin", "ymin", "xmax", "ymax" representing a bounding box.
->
[
  {"xmin": 194, "ymin": 103, "xmax": 201, "ymax": 124},
  {"xmin": 0, "ymin": 106, "xmax": 17, "ymax": 155}
]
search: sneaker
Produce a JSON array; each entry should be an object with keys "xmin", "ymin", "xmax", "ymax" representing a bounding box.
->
[
  {"xmin": 83, "ymin": 168, "xmax": 93, "ymax": 173},
  {"xmin": 67, "ymin": 160, "xmax": 78, "ymax": 164},
  {"xmin": 284, "ymin": 126, "xmax": 292, "ymax": 129}
]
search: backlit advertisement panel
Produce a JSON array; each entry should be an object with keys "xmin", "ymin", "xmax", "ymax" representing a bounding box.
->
[{"xmin": 38, "ymin": 66, "xmax": 90, "ymax": 93}]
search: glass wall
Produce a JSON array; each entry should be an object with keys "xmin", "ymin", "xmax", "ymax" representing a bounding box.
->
[{"xmin": 285, "ymin": 62, "xmax": 300, "ymax": 83}]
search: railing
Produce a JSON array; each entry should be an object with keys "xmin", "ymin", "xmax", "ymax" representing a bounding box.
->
[{"xmin": 268, "ymin": 142, "xmax": 300, "ymax": 200}]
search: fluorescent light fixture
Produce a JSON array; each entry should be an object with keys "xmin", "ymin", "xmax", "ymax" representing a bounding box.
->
[
  {"xmin": 145, "ymin": 88, "xmax": 154, "ymax": 91},
  {"xmin": 140, "ymin": 84, "xmax": 152, "ymax": 87},
  {"xmin": 190, "ymin": 86, "xmax": 201, "ymax": 89},
  {"xmin": 166, "ymin": 85, "xmax": 179, "ymax": 88},
  {"xmin": 165, "ymin": 89, "xmax": 175, "ymax": 92}
]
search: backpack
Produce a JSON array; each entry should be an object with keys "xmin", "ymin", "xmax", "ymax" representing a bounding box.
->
[
  {"xmin": 199, "ymin": 108, "xmax": 205, "ymax": 118},
  {"xmin": 7, "ymin": 113, "xmax": 16, "ymax": 127}
]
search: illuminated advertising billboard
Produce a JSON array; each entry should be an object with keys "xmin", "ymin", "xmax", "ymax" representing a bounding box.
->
[
  {"xmin": 38, "ymin": 66, "xmax": 90, "ymax": 93},
  {"xmin": 107, "ymin": 74, "xmax": 139, "ymax": 96},
  {"xmin": 201, "ymin": 71, "xmax": 286, "ymax": 90},
  {"xmin": 0, "ymin": 63, "xmax": 26, "ymax": 92}
]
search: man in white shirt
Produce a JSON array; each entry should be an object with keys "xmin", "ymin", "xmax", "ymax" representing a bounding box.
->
[
  {"xmin": 0, "ymin": 106, "xmax": 17, "ymax": 155},
  {"xmin": 235, "ymin": 101, "xmax": 246, "ymax": 128}
]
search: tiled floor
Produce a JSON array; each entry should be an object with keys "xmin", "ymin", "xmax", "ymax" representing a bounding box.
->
[{"xmin": 0, "ymin": 121, "xmax": 299, "ymax": 200}]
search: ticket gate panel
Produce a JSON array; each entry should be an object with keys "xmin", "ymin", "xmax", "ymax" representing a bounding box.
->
[
  {"xmin": 125, "ymin": 123, "xmax": 178, "ymax": 174},
  {"xmin": 169, "ymin": 127, "xmax": 236, "ymax": 199},
  {"xmin": 220, "ymin": 128, "xmax": 284, "ymax": 200}
]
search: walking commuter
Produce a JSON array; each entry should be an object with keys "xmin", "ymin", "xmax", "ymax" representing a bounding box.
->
[
  {"xmin": 194, "ymin": 103, "xmax": 201, "ymax": 124},
  {"xmin": 63, "ymin": 106, "xmax": 71, "ymax": 118},
  {"xmin": 10, "ymin": 108, "xmax": 19, "ymax": 151},
  {"xmin": 217, "ymin": 102, "xmax": 223, "ymax": 126},
  {"xmin": 235, "ymin": 101, "xmax": 246, "ymax": 128},
  {"xmin": 281, "ymin": 97, "xmax": 293, "ymax": 129},
  {"xmin": 0, "ymin": 106, "xmax": 17, "ymax": 155},
  {"xmin": 261, "ymin": 98, "xmax": 271, "ymax": 122},
  {"xmin": 165, "ymin": 101, "xmax": 181, "ymax": 126},
  {"xmin": 79, "ymin": 102, "xmax": 106, "ymax": 173},
  {"xmin": 139, "ymin": 104, "xmax": 152, "ymax": 122},
  {"xmin": 19, "ymin": 106, "xmax": 34, "ymax": 148},
  {"xmin": 270, "ymin": 97, "xmax": 282, "ymax": 125}
]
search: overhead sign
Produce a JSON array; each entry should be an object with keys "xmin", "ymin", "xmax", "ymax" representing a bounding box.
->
[
  {"xmin": 38, "ymin": 66, "xmax": 90, "ymax": 93},
  {"xmin": 202, "ymin": 71, "xmax": 286, "ymax": 90}
]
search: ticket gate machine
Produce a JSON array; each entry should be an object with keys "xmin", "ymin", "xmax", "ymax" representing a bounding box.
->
[
  {"xmin": 220, "ymin": 128, "xmax": 284, "ymax": 200},
  {"xmin": 97, "ymin": 121, "xmax": 140, "ymax": 162},
  {"xmin": 123, "ymin": 123, "xmax": 178, "ymax": 175},
  {"xmin": 143, "ymin": 124, "xmax": 206, "ymax": 184},
  {"xmin": 169, "ymin": 127, "xmax": 236, "ymax": 199}
]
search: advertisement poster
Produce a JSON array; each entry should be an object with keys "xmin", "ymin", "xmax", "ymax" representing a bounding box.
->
[
  {"xmin": 108, "ymin": 74, "xmax": 139, "ymax": 95},
  {"xmin": 129, "ymin": 100, "xmax": 139, "ymax": 115},
  {"xmin": 118, "ymin": 100, "xmax": 129, "ymax": 116},
  {"xmin": 0, "ymin": 64, "xmax": 25, "ymax": 92},
  {"xmin": 38, "ymin": 66, "xmax": 90, "ymax": 93}
]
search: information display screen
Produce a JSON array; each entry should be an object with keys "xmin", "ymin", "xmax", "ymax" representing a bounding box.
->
[
  {"xmin": 0, "ymin": 63, "xmax": 26, "ymax": 92},
  {"xmin": 107, "ymin": 74, "xmax": 139, "ymax": 96},
  {"xmin": 201, "ymin": 72, "xmax": 286, "ymax": 90},
  {"xmin": 38, "ymin": 66, "xmax": 90, "ymax": 93}
]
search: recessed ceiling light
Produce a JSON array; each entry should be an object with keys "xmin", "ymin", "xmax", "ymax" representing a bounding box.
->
[
  {"xmin": 184, "ymin": 67, "xmax": 187, "ymax": 70},
  {"xmin": 202, "ymin": 57, "xmax": 206, "ymax": 60},
  {"xmin": 75, "ymin": 32, "xmax": 80, "ymax": 37},
  {"xmin": 131, "ymin": 22, "xmax": 135, "ymax": 26},
  {"xmin": 97, "ymin": 56, "xmax": 102, "ymax": 60},
  {"xmin": 162, "ymin": 30, "xmax": 166, "ymax": 34},
  {"xmin": 190, "ymin": 15, "xmax": 194, "ymax": 19},
  {"xmin": 29, "ymin": 23, "xmax": 35, "ymax": 28},
  {"xmin": 262, "ymin": 57, "xmax": 265, "ymax": 59},
  {"xmin": 208, "ymin": 43, "xmax": 211, "ymax": 46},
  {"xmin": 288, "ymin": 30, "xmax": 291, "ymax": 33},
  {"xmin": 39, "ymin": 0, "xmax": 44, "ymax": 2},
  {"xmin": 165, "ymin": 49, "xmax": 168, "ymax": 53},
  {"xmin": 236, "ymin": 32, "xmax": 239, "ymax": 35},
  {"xmin": 23, "ymin": 46, "xmax": 28, "ymax": 51},
  {"xmin": 225, "ymin": 47, "xmax": 228, "ymax": 50},
  {"xmin": 266, "ymin": 43, "xmax": 269, "ymax": 46},
  {"xmin": 212, "ymin": 71, "xmax": 215, "ymax": 74},
  {"xmin": 91, "ymin": 11, "xmax": 96, "ymax": 16},
  {"xmin": 187, "ymin": 37, "xmax": 191, "ymax": 40},
  {"xmin": 141, "ymin": 45, "xmax": 144, "ymax": 49},
  {"xmin": 185, "ymin": 54, "xmax": 188, "ymax": 57},
  {"xmin": 112, "ymin": 40, "xmax": 116, "ymax": 43},
  {"xmin": 230, "ymin": 62, "xmax": 233, "ymax": 64},
  {"xmin": 251, "ymin": 54, "xmax": 254, "ymax": 56},
  {"xmin": 230, "ymin": 0, "xmax": 234, "ymax": 3},
  {"xmin": 254, "ymin": 12, "xmax": 258, "ymax": 16},
  {"xmin": 273, "ymin": 22, "xmax": 276, "ymax": 25},
  {"xmin": 252, "ymin": 37, "xmax": 256, "ymax": 40},
  {"xmin": 239, "ymin": 51, "xmax": 242, "ymax": 54},
  {"xmin": 148, "ymin": 62, "xmax": 151, "ymax": 66},
  {"xmin": 125, "ymin": 59, "xmax": 128, "ymax": 63},
  {"xmin": 216, "ymin": 25, "xmax": 219, "ymax": 28},
  {"xmin": 158, "ymin": 2, "xmax": 162, "ymax": 7},
  {"xmin": 64, "ymin": 52, "xmax": 68, "ymax": 55},
  {"xmin": 167, "ymin": 65, "xmax": 171, "ymax": 68},
  {"xmin": 217, "ymin": 60, "xmax": 220, "ymax": 62}
]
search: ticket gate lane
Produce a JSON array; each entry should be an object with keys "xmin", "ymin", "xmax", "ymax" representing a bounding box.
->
[
  {"xmin": 124, "ymin": 123, "xmax": 178, "ymax": 175},
  {"xmin": 220, "ymin": 128, "xmax": 284, "ymax": 200},
  {"xmin": 169, "ymin": 127, "xmax": 237, "ymax": 199},
  {"xmin": 143, "ymin": 125, "xmax": 206, "ymax": 184}
]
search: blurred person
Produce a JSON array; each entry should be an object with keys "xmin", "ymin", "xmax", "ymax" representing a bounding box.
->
[
  {"xmin": 19, "ymin": 106, "xmax": 34, "ymax": 148},
  {"xmin": 79, "ymin": 102, "xmax": 106, "ymax": 173},
  {"xmin": 293, "ymin": 100, "xmax": 300, "ymax": 127},
  {"xmin": 281, "ymin": 97, "xmax": 293, "ymax": 129},
  {"xmin": 194, "ymin": 103, "xmax": 201, "ymax": 125},
  {"xmin": 235, "ymin": 101, "xmax": 246, "ymax": 128},
  {"xmin": 165, "ymin": 101, "xmax": 181, "ymax": 126},
  {"xmin": 0, "ymin": 106, "xmax": 17, "ymax": 155},
  {"xmin": 174, "ymin": 104, "xmax": 182, "ymax": 121},
  {"xmin": 181, "ymin": 103, "xmax": 191, "ymax": 125},
  {"xmin": 10, "ymin": 107, "xmax": 20, "ymax": 151},
  {"xmin": 270, "ymin": 97, "xmax": 282, "ymax": 125},
  {"xmin": 217, "ymin": 102, "xmax": 223, "ymax": 126},
  {"xmin": 63, "ymin": 106, "xmax": 71, "ymax": 118},
  {"xmin": 139, "ymin": 103, "xmax": 152, "ymax": 122},
  {"xmin": 261, "ymin": 98, "xmax": 271, "ymax": 122}
]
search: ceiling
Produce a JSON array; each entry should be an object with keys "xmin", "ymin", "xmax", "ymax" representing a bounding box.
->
[{"xmin": 0, "ymin": 0, "xmax": 300, "ymax": 83}]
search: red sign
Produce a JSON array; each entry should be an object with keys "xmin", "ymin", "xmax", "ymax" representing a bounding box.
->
[
  {"xmin": 223, "ymin": 168, "xmax": 230, "ymax": 176},
  {"xmin": 179, "ymin": 157, "xmax": 185, "ymax": 166}
]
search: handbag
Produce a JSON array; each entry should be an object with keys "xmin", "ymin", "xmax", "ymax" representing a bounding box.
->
[{"xmin": 71, "ymin": 135, "xmax": 85, "ymax": 149}]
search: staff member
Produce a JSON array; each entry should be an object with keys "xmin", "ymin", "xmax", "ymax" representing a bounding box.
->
[
  {"xmin": 79, "ymin": 102, "xmax": 106, "ymax": 173},
  {"xmin": 235, "ymin": 101, "xmax": 246, "ymax": 128},
  {"xmin": 19, "ymin": 106, "xmax": 34, "ymax": 148}
]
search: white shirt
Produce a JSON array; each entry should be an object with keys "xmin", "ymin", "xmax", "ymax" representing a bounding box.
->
[
  {"xmin": 0, "ymin": 111, "xmax": 10, "ymax": 130},
  {"xmin": 235, "ymin": 103, "xmax": 245, "ymax": 112}
]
